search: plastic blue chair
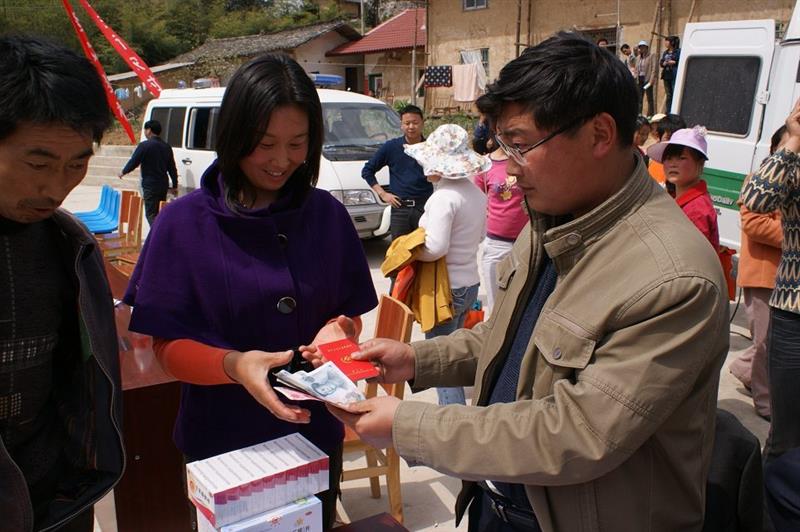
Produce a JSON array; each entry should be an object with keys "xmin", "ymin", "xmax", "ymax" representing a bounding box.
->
[
  {"xmin": 74, "ymin": 185, "xmax": 113, "ymax": 221},
  {"xmin": 72, "ymin": 186, "xmax": 121, "ymax": 233}
]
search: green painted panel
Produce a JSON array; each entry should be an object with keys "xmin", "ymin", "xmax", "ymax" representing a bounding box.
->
[{"xmin": 703, "ymin": 167, "xmax": 747, "ymax": 211}]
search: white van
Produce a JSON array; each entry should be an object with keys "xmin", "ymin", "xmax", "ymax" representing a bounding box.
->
[
  {"xmin": 143, "ymin": 88, "xmax": 398, "ymax": 238},
  {"xmin": 672, "ymin": 0, "xmax": 800, "ymax": 250}
]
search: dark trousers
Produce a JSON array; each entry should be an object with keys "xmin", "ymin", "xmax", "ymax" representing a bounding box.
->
[
  {"xmin": 142, "ymin": 186, "xmax": 167, "ymax": 227},
  {"xmin": 765, "ymin": 308, "xmax": 800, "ymax": 463},
  {"xmin": 638, "ymin": 76, "xmax": 655, "ymax": 116},
  {"xmin": 52, "ymin": 507, "xmax": 94, "ymax": 531},
  {"xmin": 389, "ymin": 204, "xmax": 425, "ymax": 240},
  {"xmin": 663, "ymin": 77, "xmax": 676, "ymax": 113},
  {"xmin": 765, "ymin": 447, "xmax": 800, "ymax": 531}
]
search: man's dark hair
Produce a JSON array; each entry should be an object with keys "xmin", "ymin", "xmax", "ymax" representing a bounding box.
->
[
  {"xmin": 636, "ymin": 115, "xmax": 651, "ymax": 130},
  {"xmin": 144, "ymin": 120, "xmax": 162, "ymax": 136},
  {"xmin": 399, "ymin": 105, "xmax": 424, "ymax": 120},
  {"xmin": 656, "ymin": 114, "xmax": 687, "ymax": 140},
  {"xmin": 477, "ymin": 32, "xmax": 638, "ymax": 147},
  {"xmin": 0, "ymin": 35, "xmax": 110, "ymax": 142},
  {"xmin": 597, "ymin": 38, "xmax": 609, "ymax": 46},
  {"xmin": 215, "ymin": 52, "xmax": 323, "ymax": 208},
  {"xmin": 621, "ymin": 43, "xmax": 631, "ymax": 51},
  {"xmin": 770, "ymin": 125, "xmax": 788, "ymax": 154}
]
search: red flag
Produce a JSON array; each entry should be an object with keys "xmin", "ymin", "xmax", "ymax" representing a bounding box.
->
[
  {"xmin": 61, "ymin": 0, "xmax": 136, "ymax": 144},
  {"xmin": 77, "ymin": 0, "xmax": 162, "ymax": 98}
]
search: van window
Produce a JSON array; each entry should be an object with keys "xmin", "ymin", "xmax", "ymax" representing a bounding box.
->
[
  {"xmin": 322, "ymin": 103, "xmax": 400, "ymax": 161},
  {"xmin": 187, "ymin": 107, "xmax": 220, "ymax": 151},
  {"xmin": 150, "ymin": 106, "xmax": 186, "ymax": 148},
  {"xmin": 678, "ymin": 56, "xmax": 761, "ymax": 136}
]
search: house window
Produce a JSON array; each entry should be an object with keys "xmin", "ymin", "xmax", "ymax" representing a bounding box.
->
[
  {"xmin": 464, "ymin": 0, "xmax": 487, "ymax": 10},
  {"xmin": 461, "ymin": 48, "xmax": 490, "ymax": 79}
]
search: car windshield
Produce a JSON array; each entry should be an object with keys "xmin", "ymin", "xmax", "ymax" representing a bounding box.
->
[{"xmin": 322, "ymin": 103, "xmax": 400, "ymax": 160}]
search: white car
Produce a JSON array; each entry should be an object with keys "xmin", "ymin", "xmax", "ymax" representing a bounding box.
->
[{"xmin": 143, "ymin": 87, "xmax": 398, "ymax": 238}]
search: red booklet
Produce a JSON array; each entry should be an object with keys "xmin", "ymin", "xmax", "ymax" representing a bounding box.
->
[{"xmin": 317, "ymin": 339, "xmax": 379, "ymax": 382}]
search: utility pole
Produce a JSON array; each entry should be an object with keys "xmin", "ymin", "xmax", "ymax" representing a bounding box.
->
[
  {"xmin": 411, "ymin": 3, "xmax": 418, "ymax": 105},
  {"xmin": 515, "ymin": 0, "xmax": 522, "ymax": 57}
]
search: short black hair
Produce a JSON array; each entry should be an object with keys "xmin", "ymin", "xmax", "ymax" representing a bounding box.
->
[
  {"xmin": 656, "ymin": 113, "xmax": 687, "ymax": 140},
  {"xmin": 770, "ymin": 125, "xmax": 788, "ymax": 154},
  {"xmin": 215, "ymin": 53, "xmax": 322, "ymax": 208},
  {"xmin": 477, "ymin": 31, "xmax": 638, "ymax": 147},
  {"xmin": 399, "ymin": 105, "xmax": 424, "ymax": 120},
  {"xmin": 144, "ymin": 120, "xmax": 162, "ymax": 136},
  {"xmin": 621, "ymin": 43, "xmax": 631, "ymax": 50},
  {"xmin": 636, "ymin": 115, "xmax": 651, "ymax": 129},
  {"xmin": 0, "ymin": 34, "xmax": 110, "ymax": 142}
]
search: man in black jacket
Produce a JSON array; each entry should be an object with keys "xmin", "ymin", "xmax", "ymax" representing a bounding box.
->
[
  {"xmin": 0, "ymin": 35, "xmax": 124, "ymax": 532},
  {"xmin": 119, "ymin": 119, "xmax": 178, "ymax": 225}
]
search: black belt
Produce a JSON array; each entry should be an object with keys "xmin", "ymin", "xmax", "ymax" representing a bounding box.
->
[
  {"xmin": 479, "ymin": 481, "xmax": 540, "ymax": 530},
  {"xmin": 396, "ymin": 197, "xmax": 427, "ymax": 208}
]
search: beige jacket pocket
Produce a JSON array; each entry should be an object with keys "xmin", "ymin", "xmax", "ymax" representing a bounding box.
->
[{"xmin": 534, "ymin": 312, "xmax": 595, "ymax": 369}]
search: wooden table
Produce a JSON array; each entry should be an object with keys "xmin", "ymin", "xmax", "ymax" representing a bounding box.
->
[
  {"xmin": 112, "ymin": 303, "xmax": 193, "ymax": 531},
  {"xmin": 333, "ymin": 513, "xmax": 409, "ymax": 531}
]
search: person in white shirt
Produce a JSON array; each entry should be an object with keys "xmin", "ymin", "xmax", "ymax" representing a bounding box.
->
[{"xmin": 404, "ymin": 124, "xmax": 489, "ymax": 405}]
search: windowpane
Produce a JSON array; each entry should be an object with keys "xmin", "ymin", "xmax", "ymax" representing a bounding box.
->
[
  {"xmin": 187, "ymin": 107, "xmax": 219, "ymax": 151},
  {"xmin": 150, "ymin": 107, "xmax": 186, "ymax": 148},
  {"xmin": 679, "ymin": 56, "xmax": 761, "ymax": 136}
]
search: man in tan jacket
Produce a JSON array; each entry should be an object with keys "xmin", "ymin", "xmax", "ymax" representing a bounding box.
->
[{"xmin": 333, "ymin": 32, "xmax": 729, "ymax": 532}]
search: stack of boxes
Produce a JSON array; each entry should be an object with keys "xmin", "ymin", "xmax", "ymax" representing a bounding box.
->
[{"xmin": 186, "ymin": 433, "xmax": 329, "ymax": 532}]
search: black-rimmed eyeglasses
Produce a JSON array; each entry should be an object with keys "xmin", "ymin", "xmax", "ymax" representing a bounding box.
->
[{"xmin": 495, "ymin": 115, "xmax": 591, "ymax": 166}]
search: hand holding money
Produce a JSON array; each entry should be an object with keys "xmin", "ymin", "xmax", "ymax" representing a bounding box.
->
[
  {"xmin": 275, "ymin": 361, "xmax": 365, "ymax": 406},
  {"xmin": 223, "ymin": 349, "xmax": 311, "ymax": 424}
]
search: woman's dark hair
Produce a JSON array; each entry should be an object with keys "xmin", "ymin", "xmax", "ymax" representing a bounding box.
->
[
  {"xmin": 477, "ymin": 31, "xmax": 638, "ymax": 147},
  {"xmin": 636, "ymin": 115, "xmax": 651, "ymax": 130},
  {"xmin": 663, "ymin": 143, "xmax": 704, "ymax": 162},
  {"xmin": 770, "ymin": 125, "xmax": 788, "ymax": 154},
  {"xmin": 656, "ymin": 114, "xmax": 687, "ymax": 140},
  {"xmin": 0, "ymin": 35, "xmax": 110, "ymax": 142},
  {"xmin": 666, "ymin": 35, "xmax": 680, "ymax": 49},
  {"xmin": 215, "ymin": 53, "xmax": 322, "ymax": 208}
]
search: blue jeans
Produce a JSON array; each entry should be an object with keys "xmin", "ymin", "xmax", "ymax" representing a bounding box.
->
[
  {"xmin": 765, "ymin": 308, "xmax": 800, "ymax": 462},
  {"xmin": 425, "ymin": 283, "xmax": 479, "ymax": 405}
]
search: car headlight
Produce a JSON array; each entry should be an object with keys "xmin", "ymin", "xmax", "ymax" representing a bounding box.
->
[{"xmin": 332, "ymin": 189, "xmax": 378, "ymax": 205}]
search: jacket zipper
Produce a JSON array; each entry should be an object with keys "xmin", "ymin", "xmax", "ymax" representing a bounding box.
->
[{"xmin": 41, "ymin": 242, "xmax": 127, "ymax": 532}]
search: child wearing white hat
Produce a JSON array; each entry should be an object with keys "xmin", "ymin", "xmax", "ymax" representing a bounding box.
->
[{"xmin": 404, "ymin": 124, "xmax": 489, "ymax": 406}]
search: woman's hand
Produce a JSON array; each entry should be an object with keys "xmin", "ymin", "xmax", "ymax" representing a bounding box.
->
[
  {"xmin": 223, "ymin": 349, "xmax": 311, "ymax": 423},
  {"xmin": 300, "ymin": 315, "xmax": 361, "ymax": 368},
  {"xmin": 785, "ymin": 98, "xmax": 800, "ymax": 154}
]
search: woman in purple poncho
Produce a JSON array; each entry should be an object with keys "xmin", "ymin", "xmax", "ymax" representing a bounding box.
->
[{"xmin": 123, "ymin": 54, "xmax": 378, "ymax": 526}]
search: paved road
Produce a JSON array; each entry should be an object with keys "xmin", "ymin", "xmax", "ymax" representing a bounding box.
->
[{"xmin": 65, "ymin": 185, "xmax": 767, "ymax": 532}]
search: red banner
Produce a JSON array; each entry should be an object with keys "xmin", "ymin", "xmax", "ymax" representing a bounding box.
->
[
  {"xmin": 77, "ymin": 0, "xmax": 162, "ymax": 98},
  {"xmin": 61, "ymin": 0, "xmax": 136, "ymax": 144}
]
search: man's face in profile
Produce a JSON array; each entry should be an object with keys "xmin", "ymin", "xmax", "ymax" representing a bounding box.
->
[{"xmin": 0, "ymin": 123, "xmax": 94, "ymax": 223}]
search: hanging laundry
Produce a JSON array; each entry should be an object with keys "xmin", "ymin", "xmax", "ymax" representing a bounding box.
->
[
  {"xmin": 114, "ymin": 87, "xmax": 129, "ymax": 100},
  {"xmin": 424, "ymin": 65, "xmax": 452, "ymax": 87},
  {"xmin": 452, "ymin": 63, "xmax": 481, "ymax": 102},
  {"xmin": 133, "ymin": 85, "xmax": 143, "ymax": 98}
]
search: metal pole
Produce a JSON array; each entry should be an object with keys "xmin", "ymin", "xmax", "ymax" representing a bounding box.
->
[
  {"xmin": 360, "ymin": 0, "xmax": 365, "ymax": 34},
  {"xmin": 411, "ymin": 4, "xmax": 418, "ymax": 105},
  {"xmin": 515, "ymin": 0, "xmax": 522, "ymax": 57},
  {"xmin": 616, "ymin": 0, "xmax": 621, "ymax": 54}
]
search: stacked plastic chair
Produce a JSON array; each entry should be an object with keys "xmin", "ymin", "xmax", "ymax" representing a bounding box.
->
[{"xmin": 72, "ymin": 185, "xmax": 121, "ymax": 234}]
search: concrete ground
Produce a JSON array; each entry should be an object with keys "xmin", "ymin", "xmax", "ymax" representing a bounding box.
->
[{"xmin": 63, "ymin": 185, "xmax": 768, "ymax": 532}]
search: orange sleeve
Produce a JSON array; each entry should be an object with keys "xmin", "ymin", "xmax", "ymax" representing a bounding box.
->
[
  {"xmin": 153, "ymin": 338, "xmax": 236, "ymax": 385},
  {"xmin": 648, "ymin": 160, "xmax": 666, "ymax": 184}
]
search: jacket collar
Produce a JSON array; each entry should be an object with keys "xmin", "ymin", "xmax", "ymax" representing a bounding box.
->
[
  {"xmin": 51, "ymin": 209, "xmax": 96, "ymax": 247},
  {"xmin": 530, "ymin": 152, "xmax": 655, "ymax": 272},
  {"xmin": 675, "ymin": 179, "xmax": 708, "ymax": 207}
]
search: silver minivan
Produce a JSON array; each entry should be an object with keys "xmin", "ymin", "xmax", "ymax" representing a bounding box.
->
[{"xmin": 143, "ymin": 87, "xmax": 399, "ymax": 238}]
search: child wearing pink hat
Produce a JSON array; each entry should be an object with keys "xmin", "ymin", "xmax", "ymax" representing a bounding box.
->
[{"xmin": 648, "ymin": 126, "xmax": 719, "ymax": 249}]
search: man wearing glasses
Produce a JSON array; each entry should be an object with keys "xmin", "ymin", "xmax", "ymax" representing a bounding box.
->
[{"xmin": 334, "ymin": 32, "xmax": 728, "ymax": 532}]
